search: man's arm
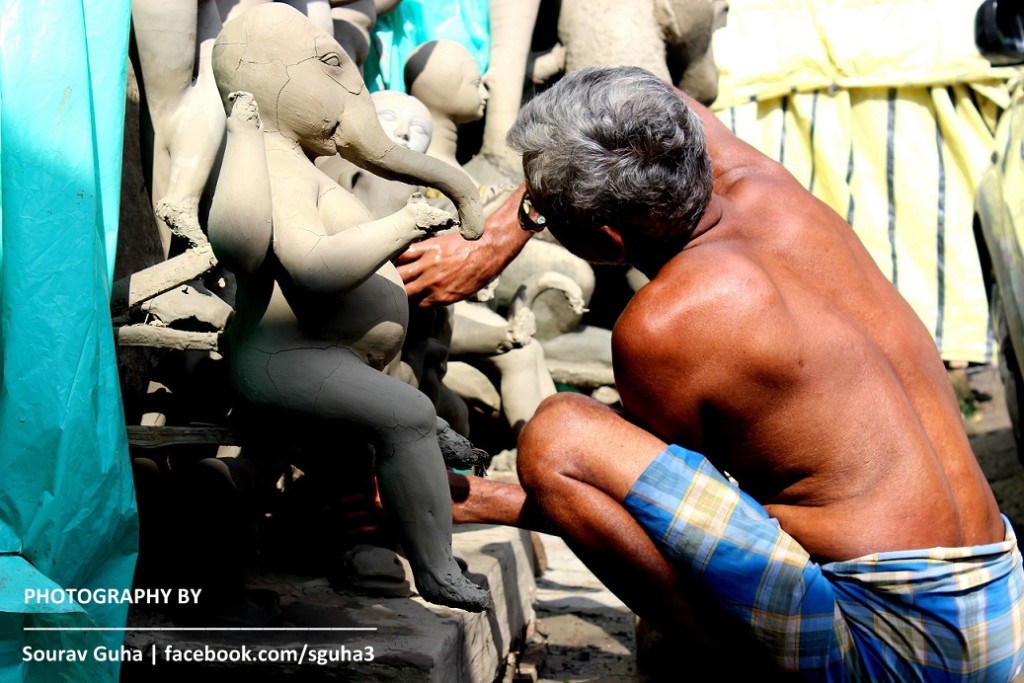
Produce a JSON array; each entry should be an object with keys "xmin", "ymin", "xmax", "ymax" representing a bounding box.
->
[{"xmin": 396, "ymin": 183, "xmax": 533, "ymax": 307}]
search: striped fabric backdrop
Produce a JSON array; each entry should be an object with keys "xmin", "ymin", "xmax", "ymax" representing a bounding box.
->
[{"xmin": 710, "ymin": 0, "xmax": 1018, "ymax": 363}]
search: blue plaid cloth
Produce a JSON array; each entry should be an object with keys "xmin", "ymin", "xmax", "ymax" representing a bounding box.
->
[{"xmin": 624, "ymin": 444, "xmax": 1024, "ymax": 682}]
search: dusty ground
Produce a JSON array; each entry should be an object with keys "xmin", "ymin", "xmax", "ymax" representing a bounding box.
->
[
  {"xmin": 527, "ymin": 365, "xmax": 1024, "ymax": 682},
  {"xmin": 964, "ymin": 365, "xmax": 1024, "ymax": 525}
]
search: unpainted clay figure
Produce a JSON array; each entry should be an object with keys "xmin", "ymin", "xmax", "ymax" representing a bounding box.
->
[
  {"xmin": 332, "ymin": 89, "xmax": 473, "ymax": 437},
  {"xmin": 405, "ymin": 40, "xmax": 490, "ymax": 178},
  {"xmin": 558, "ymin": 0, "xmax": 667, "ymax": 81},
  {"xmin": 663, "ymin": 0, "xmax": 729, "ymax": 102},
  {"xmin": 132, "ymin": 0, "xmax": 271, "ymax": 254},
  {"xmin": 208, "ymin": 3, "xmax": 489, "ymax": 611},
  {"xmin": 374, "ymin": 89, "xmax": 433, "ymax": 154}
]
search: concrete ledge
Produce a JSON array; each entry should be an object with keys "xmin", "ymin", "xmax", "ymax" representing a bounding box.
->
[{"xmin": 122, "ymin": 525, "xmax": 536, "ymax": 682}]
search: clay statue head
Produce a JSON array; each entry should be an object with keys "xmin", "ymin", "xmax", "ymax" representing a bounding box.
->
[
  {"xmin": 371, "ymin": 90, "xmax": 433, "ymax": 154},
  {"xmin": 212, "ymin": 3, "xmax": 483, "ymax": 238},
  {"xmin": 405, "ymin": 40, "xmax": 489, "ymax": 124}
]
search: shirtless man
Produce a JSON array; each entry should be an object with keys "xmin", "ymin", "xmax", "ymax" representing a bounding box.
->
[{"xmin": 435, "ymin": 66, "xmax": 1024, "ymax": 679}]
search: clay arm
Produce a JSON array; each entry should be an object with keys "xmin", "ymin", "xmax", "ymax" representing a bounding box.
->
[
  {"xmin": 396, "ymin": 184, "xmax": 532, "ymax": 307},
  {"xmin": 478, "ymin": 0, "xmax": 542, "ymax": 171},
  {"xmin": 209, "ymin": 92, "xmax": 273, "ymax": 276},
  {"xmin": 527, "ymin": 43, "xmax": 566, "ymax": 84},
  {"xmin": 274, "ymin": 188, "xmax": 455, "ymax": 295}
]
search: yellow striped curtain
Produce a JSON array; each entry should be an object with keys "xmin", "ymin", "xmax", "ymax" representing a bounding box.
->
[{"xmin": 711, "ymin": 0, "xmax": 1018, "ymax": 363}]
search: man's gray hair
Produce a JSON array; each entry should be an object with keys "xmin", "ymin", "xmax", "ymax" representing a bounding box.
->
[{"xmin": 507, "ymin": 66, "xmax": 712, "ymax": 249}]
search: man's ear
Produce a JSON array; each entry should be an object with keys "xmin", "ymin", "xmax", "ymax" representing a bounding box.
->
[{"xmin": 595, "ymin": 224, "xmax": 627, "ymax": 262}]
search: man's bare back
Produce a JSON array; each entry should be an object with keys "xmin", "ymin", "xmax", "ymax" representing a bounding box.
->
[{"xmin": 614, "ymin": 138, "xmax": 1003, "ymax": 561}]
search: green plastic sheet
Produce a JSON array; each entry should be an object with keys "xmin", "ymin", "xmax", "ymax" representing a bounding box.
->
[
  {"xmin": 364, "ymin": 0, "xmax": 490, "ymax": 92},
  {"xmin": 0, "ymin": 1, "xmax": 139, "ymax": 681}
]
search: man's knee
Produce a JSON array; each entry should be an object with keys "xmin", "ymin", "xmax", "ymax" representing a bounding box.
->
[{"xmin": 517, "ymin": 393, "xmax": 603, "ymax": 491}]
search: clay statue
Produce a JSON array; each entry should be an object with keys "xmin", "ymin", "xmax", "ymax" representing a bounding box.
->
[
  {"xmin": 373, "ymin": 89, "xmax": 433, "ymax": 154},
  {"xmin": 558, "ymin": 0, "xmax": 728, "ymax": 104},
  {"xmin": 208, "ymin": 3, "xmax": 488, "ymax": 611},
  {"xmin": 405, "ymin": 40, "xmax": 490, "ymax": 178},
  {"xmin": 664, "ymin": 0, "xmax": 730, "ymax": 101},
  {"xmin": 131, "ymin": 0, "xmax": 271, "ymax": 254},
  {"xmin": 332, "ymin": 90, "xmax": 474, "ymax": 436}
]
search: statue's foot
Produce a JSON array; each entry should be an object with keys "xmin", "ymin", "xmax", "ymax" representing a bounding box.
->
[
  {"xmin": 155, "ymin": 199, "xmax": 208, "ymax": 248},
  {"xmin": 436, "ymin": 417, "xmax": 492, "ymax": 473},
  {"xmin": 413, "ymin": 563, "xmax": 491, "ymax": 612},
  {"xmin": 512, "ymin": 271, "xmax": 588, "ymax": 317},
  {"xmin": 498, "ymin": 306, "xmax": 536, "ymax": 351},
  {"xmin": 335, "ymin": 545, "xmax": 412, "ymax": 598}
]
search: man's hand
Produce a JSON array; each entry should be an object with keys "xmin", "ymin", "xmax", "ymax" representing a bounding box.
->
[
  {"xmin": 396, "ymin": 231, "xmax": 503, "ymax": 306},
  {"xmin": 396, "ymin": 184, "xmax": 533, "ymax": 307}
]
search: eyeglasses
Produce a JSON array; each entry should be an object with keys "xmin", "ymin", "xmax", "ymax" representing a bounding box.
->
[{"xmin": 518, "ymin": 191, "xmax": 549, "ymax": 233}]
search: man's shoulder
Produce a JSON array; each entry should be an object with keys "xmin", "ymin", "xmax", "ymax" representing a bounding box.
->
[
  {"xmin": 612, "ymin": 249, "xmax": 795, "ymax": 440},
  {"xmin": 619, "ymin": 249, "xmax": 778, "ymax": 340},
  {"xmin": 613, "ymin": 248, "xmax": 798, "ymax": 396}
]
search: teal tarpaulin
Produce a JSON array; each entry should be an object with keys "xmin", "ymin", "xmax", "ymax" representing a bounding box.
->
[
  {"xmin": 0, "ymin": 1, "xmax": 139, "ymax": 681},
  {"xmin": 364, "ymin": 0, "xmax": 490, "ymax": 92}
]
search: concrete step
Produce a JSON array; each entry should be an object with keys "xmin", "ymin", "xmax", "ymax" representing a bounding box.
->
[{"xmin": 122, "ymin": 525, "xmax": 536, "ymax": 682}]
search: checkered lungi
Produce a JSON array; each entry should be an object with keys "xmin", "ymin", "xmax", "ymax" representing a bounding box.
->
[{"xmin": 624, "ymin": 444, "xmax": 1024, "ymax": 682}]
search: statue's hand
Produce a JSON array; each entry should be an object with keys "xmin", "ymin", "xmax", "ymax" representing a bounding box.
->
[
  {"xmin": 404, "ymin": 193, "xmax": 457, "ymax": 236},
  {"xmin": 225, "ymin": 91, "xmax": 261, "ymax": 132}
]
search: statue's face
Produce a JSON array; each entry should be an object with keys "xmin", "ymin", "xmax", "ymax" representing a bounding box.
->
[
  {"xmin": 448, "ymin": 53, "xmax": 488, "ymax": 124},
  {"xmin": 241, "ymin": 12, "xmax": 366, "ymax": 157},
  {"xmin": 372, "ymin": 91, "xmax": 433, "ymax": 153},
  {"xmin": 712, "ymin": 0, "xmax": 728, "ymax": 30}
]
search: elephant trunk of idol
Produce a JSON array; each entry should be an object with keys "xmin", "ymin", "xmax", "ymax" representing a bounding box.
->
[{"xmin": 334, "ymin": 94, "xmax": 484, "ymax": 240}]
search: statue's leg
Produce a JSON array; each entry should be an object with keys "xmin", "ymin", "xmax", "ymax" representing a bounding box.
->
[
  {"xmin": 449, "ymin": 300, "xmax": 530, "ymax": 355},
  {"xmin": 149, "ymin": 0, "xmax": 231, "ymax": 250},
  {"xmin": 448, "ymin": 302, "xmax": 555, "ymax": 433},
  {"xmin": 489, "ymin": 340, "xmax": 556, "ymax": 435},
  {"xmin": 238, "ymin": 343, "xmax": 491, "ymax": 611},
  {"xmin": 132, "ymin": 0, "xmax": 200, "ymax": 253}
]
